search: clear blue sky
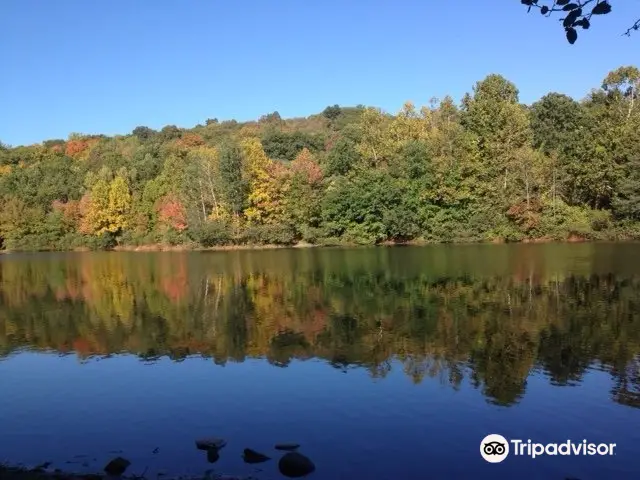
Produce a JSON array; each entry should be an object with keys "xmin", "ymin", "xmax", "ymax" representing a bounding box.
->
[{"xmin": 1, "ymin": 0, "xmax": 638, "ymax": 146}]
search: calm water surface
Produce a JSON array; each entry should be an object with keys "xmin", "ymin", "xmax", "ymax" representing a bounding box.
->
[{"xmin": 1, "ymin": 244, "xmax": 639, "ymax": 479}]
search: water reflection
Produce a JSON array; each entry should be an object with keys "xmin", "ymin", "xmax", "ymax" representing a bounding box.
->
[{"xmin": 0, "ymin": 246, "xmax": 639, "ymax": 409}]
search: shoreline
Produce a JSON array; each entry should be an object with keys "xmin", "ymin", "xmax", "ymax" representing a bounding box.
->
[
  {"xmin": 0, "ymin": 466, "xmax": 213, "ymax": 480},
  {"xmin": 1, "ymin": 235, "xmax": 640, "ymax": 254}
]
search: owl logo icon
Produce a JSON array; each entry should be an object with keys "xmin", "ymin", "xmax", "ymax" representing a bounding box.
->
[{"xmin": 480, "ymin": 434, "xmax": 510, "ymax": 463}]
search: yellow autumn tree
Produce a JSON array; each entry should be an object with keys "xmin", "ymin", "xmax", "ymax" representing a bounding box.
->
[
  {"xmin": 356, "ymin": 107, "xmax": 395, "ymax": 167},
  {"xmin": 241, "ymin": 138, "xmax": 287, "ymax": 224},
  {"xmin": 107, "ymin": 174, "xmax": 131, "ymax": 233},
  {"xmin": 80, "ymin": 179, "xmax": 110, "ymax": 235},
  {"xmin": 389, "ymin": 101, "xmax": 428, "ymax": 146},
  {"xmin": 80, "ymin": 175, "xmax": 131, "ymax": 235}
]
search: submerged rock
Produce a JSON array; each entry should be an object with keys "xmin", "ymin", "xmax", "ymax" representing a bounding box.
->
[
  {"xmin": 103, "ymin": 456, "xmax": 131, "ymax": 476},
  {"xmin": 242, "ymin": 448, "xmax": 271, "ymax": 464},
  {"xmin": 278, "ymin": 452, "xmax": 316, "ymax": 478},
  {"xmin": 34, "ymin": 462, "xmax": 52, "ymax": 471},
  {"xmin": 196, "ymin": 438, "xmax": 227, "ymax": 451},
  {"xmin": 275, "ymin": 443, "xmax": 300, "ymax": 451}
]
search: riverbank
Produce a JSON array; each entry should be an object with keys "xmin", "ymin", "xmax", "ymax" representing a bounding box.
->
[{"xmin": 2, "ymin": 232, "xmax": 640, "ymax": 254}]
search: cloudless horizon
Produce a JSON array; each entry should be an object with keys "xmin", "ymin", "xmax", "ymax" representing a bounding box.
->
[{"xmin": 2, "ymin": 0, "xmax": 639, "ymax": 146}]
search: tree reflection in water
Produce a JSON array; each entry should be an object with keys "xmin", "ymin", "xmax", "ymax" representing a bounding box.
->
[{"xmin": 0, "ymin": 249, "xmax": 639, "ymax": 408}]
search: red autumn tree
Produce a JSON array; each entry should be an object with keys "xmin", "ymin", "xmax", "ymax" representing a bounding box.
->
[
  {"xmin": 157, "ymin": 194, "xmax": 188, "ymax": 231},
  {"xmin": 65, "ymin": 139, "xmax": 89, "ymax": 158}
]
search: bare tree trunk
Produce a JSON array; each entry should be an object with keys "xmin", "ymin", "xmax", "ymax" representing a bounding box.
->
[
  {"xmin": 200, "ymin": 193, "xmax": 206, "ymax": 221},
  {"xmin": 552, "ymin": 162, "xmax": 556, "ymax": 220},
  {"xmin": 209, "ymin": 181, "xmax": 219, "ymax": 218},
  {"xmin": 524, "ymin": 163, "xmax": 530, "ymax": 209}
]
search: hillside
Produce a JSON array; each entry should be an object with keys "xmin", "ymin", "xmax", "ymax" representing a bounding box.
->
[{"xmin": 0, "ymin": 66, "xmax": 639, "ymax": 251}]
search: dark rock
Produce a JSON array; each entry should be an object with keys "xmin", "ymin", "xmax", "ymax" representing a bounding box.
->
[
  {"xmin": 103, "ymin": 456, "xmax": 131, "ymax": 476},
  {"xmin": 195, "ymin": 437, "xmax": 227, "ymax": 451},
  {"xmin": 242, "ymin": 448, "xmax": 271, "ymax": 464},
  {"xmin": 278, "ymin": 452, "xmax": 316, "ymax": 478},
  {"xmin": 206, "ymin": 448, "xmax": 220, "ymax": 463},
  {"xmin": 275, "ymin": 443, "xmax": 300, "ymax": 451}
]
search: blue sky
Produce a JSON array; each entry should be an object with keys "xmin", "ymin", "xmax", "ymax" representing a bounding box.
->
[{"xmin": 1, "ymin": 0, "xmax": 638, "ymax": 146}]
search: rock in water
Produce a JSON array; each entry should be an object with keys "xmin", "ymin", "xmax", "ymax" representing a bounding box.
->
[
  {"xmin": 242, "ymin": 448, "xmax": 271, "ymax": 464},
  {"xmin": 278, "ymin": 452, "xmax": 316, "ymax": 478},
  {"xmin": 195, "ymin": 437, "xmax": 227, "ymax": 451},
  {"xmin": 275, "ymin": 443, "xmax": 300, "ymax": 451},
  {"xmin": 206, "ymin": 448, "xmax": 220, "ymax": 463},
  {"xmin": 103, "ymin": 457, "xmax": 131, "ymax": 476}
]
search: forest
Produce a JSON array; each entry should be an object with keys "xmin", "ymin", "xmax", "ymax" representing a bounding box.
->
[{"xmin": 0, "ymin": 65, "xmax": 639, "ymax": 250}]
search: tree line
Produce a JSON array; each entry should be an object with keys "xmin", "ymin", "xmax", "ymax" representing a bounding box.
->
[{"xmin": 0, "ymin": 65, "xmax": 639, "ymax": 250}]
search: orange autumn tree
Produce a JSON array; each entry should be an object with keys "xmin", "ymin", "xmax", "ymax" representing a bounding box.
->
[
  {"xmin": 65, "ymin": 135, "xmax": 100, "ymax": 160},
  {"xmin": 156, "ymin": 194, "xmax": 188, "ymax": 232},
  {"xmin": 65, "ymin": 139, "xmax": 90, "ymax": 158},
  {"xmin": 174, "ymin": 133, "xmax": 205, "ymax": 151},
  {"xmin": 52, "ymin": 199, "xmax": 83, "ymax": 231}
]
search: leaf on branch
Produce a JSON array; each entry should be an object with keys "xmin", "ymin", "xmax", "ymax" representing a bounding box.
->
[
  {"xmin": 562, "ymin": 3, "xmax": 579, "ymax": 11},
  {"xmin": 556, "ymin": 0, "xmax": 570, "ymax": 5},
  {"xmin": 563, "ymin": 9, "xmax": 582, "ymax": 27},
  {"xmin": 592, "ymin": 1, "xmax": 612, "ymax": 15},
  {"xmin": 575, "ymin": 18, "xmax": 591, "ymax": 29},
  {"xmin": 566, "ymin": 27, "xmax": 578, "ymax": 44},
  {"xmin": 541, "ymin": 6, "xmax": 549, "ymax": 15}
]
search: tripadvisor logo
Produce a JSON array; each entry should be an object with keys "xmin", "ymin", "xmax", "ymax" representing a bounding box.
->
[
  {"xmin": 480, "ymin": 434, "xmax": 509, "ymax": 463},
  {"xmin": 480, "ymin": 434, "xmax": 616, "ymax": 463}
]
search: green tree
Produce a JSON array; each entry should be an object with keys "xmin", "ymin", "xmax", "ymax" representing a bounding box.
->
[{"xmin": 218, "ymin": 142, "xmax": 247, "ymax": 219}]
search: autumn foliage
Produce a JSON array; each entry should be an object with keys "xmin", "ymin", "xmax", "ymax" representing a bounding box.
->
[
  {"xmin": 0, "ymin": 65, "xmax": 639, "ymax": 250},
  {"xmin": 52, "ymin": 199, "xmax": 82, "ymax": 228},
  {"xmin": 65, "ymin": 139, "xmax": 90, "ymax": 158},
  {"xmin": 291, "ymin": 148, "xmax": 323, "ymax": 184},
  {"xmin": 175, "ymin": 133, "xmax": 205, "ymax": 150},
  {"xmin": 157, "ymin": 194, "xmax": 188, "ymax": 231}
]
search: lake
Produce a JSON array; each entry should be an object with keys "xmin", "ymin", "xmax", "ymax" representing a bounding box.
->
[{"xmin": 1, "ymin": 244, "xmax": 639, "ymax": 480}]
